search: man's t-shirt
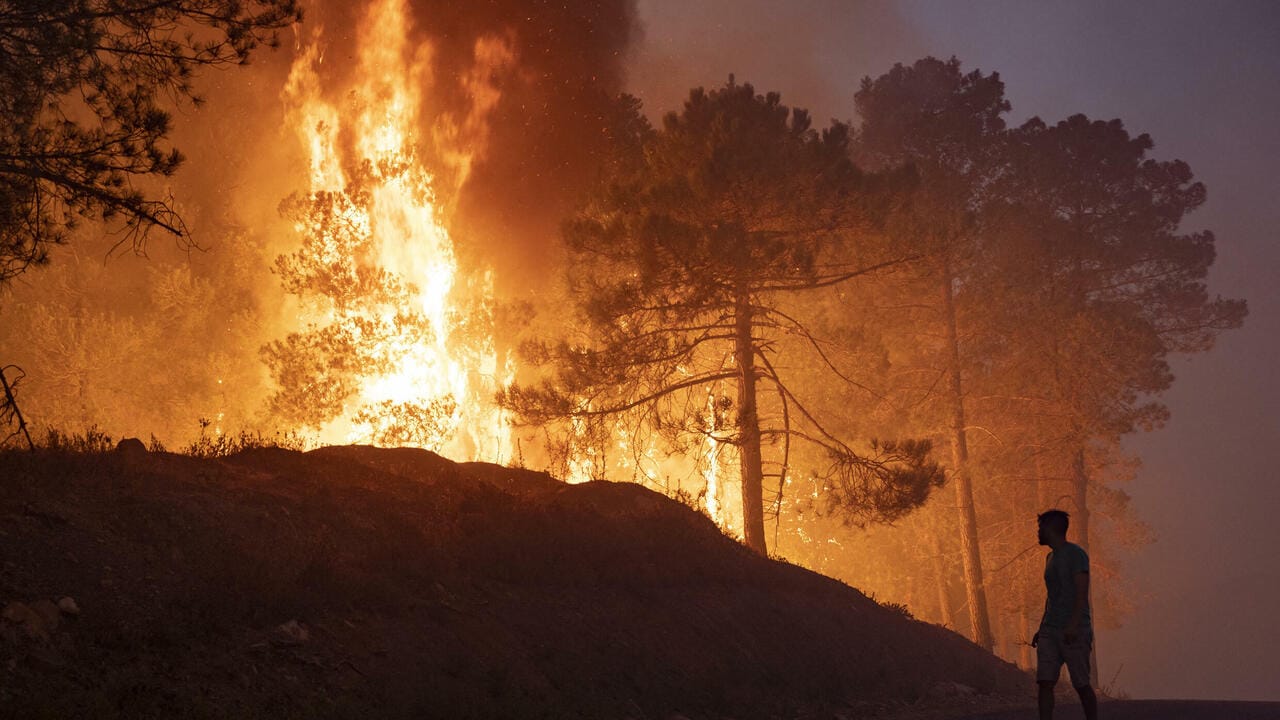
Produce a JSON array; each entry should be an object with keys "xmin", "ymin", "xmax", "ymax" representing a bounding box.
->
[{"xmin": 1041, "ymin": 541, "xmax": 1091, "ymax": 631}]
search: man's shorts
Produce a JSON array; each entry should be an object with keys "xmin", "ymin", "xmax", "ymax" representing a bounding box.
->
[{"xmin": 1036, "ymin": 626, "xmax": 1092, "ymax": 688}]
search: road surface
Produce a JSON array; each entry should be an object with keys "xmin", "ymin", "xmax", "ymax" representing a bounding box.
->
[{"xmin": 962, "ymin": 700, "xmax": 1280, "ymax": 719}]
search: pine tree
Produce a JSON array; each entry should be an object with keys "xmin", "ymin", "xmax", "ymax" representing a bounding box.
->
[
  {"xmin": 0, "ymin": 0, "xmax": 299, "ymax": 282},
  {"xmin": 982, "ymin": 114, "xmax": 1247, "ymax": 548},
  {"xmin": 852, "ymin": 56, "xmax": 1010, "ymax": 651},
  {"xmin": 505, "ymin": 80, "xmax": 943, "ymax": 554}
]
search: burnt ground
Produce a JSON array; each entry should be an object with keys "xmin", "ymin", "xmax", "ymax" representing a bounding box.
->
[{"xmin": 0, "ymin": 443, "xmax": 1034, "ymax": 719}]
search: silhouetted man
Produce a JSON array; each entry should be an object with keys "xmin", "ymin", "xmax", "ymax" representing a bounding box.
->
[{"xmin": 1032, "ymin": 509, "xmax": 1098, "ymax": 720}]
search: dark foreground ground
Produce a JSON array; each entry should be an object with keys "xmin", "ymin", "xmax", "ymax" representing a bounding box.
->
[
  {"xmin": 1, "ymin": 442, "xmax": 1036, "ymax": 718},
  {"xmin": 960, "ymin": 699, "xmax": 1280, "ymax": 719}
]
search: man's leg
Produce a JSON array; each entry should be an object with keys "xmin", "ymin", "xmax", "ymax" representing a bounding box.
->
[
  {"xmin": 1038, "ymin": 681, "xmax": 1056, "ymax": 720},
  {"xmin": 1064, "ymin": 632, "xmax": 1097, "ymax": 720},
  {"xmin": 1075, "ymin": 684, "xmax": 1098, "ymax": 720},
  {"xmin": 1035, "ymin": 629, "xmax": 1063, "ymax": 720}
]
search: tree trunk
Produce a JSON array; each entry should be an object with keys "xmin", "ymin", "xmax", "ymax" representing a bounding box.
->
[
  {"xmin": 999, "ymin": 626, "xmax": 1014, "ymax": 663},
  {"xmin": 1033, "ymin": 450, "xmax": 1052, "ymax": 510},
  {"xmin": 940, "ymin": 259, "xmax": 995, "ymax": 652},
  {"xmin": 928, "ymin": 515, "xmax": 956, "ymax": 629},
  {"xmin": 1071, "ymin": 445, "xmax": 1099, "ymax": 686},
  {"xmin": 0, "ymin": 366, "xmax": 35, "ymax": 451},
  {"xmin": 1019, "ymin": 602, "xmax": 1033, "ymax": 670},
  {"xmin": 734, "ymin": 289, "xmax": 767, "ymax": 554},
  {"xmin": 1071, "ymin": 446, "xmax": 1091, "ymax": 552}
]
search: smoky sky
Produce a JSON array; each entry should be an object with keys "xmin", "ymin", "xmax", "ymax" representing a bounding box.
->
[
  {"xmin": 628, "ymin": 0, "xmax": 922, "ymax": 125},
  {"xmin": 405, "ymin": 0, "xmax": 638, "ymax": 295}
]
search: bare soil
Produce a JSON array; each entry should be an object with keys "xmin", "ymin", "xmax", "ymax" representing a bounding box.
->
[{"xmin": 0, "ymin": 443, "xmax": 1033, "ymax": 719}]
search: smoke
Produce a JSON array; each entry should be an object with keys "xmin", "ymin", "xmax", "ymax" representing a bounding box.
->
[
  {"xmin": 169, "ymin": 0, "xmax": 644, "ymax": 312},
  {"xmin": 628, "ymin": 0, "xmax": 925, "ymax": 126},
  {"xmin": 188, "ymin": 0, "xmax": 925, "ymax": 309},
  {"xmin": 278, "ymin": 0, "xmax": 641, "ymax": 298}
]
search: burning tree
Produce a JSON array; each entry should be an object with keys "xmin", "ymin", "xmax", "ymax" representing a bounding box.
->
[
  {"xmin": 261, "ymin": 166, "xmax": 457, "ymax": 449},
  {"xmin": 0, "ymin": 0, "xmax": 300, "ymax": 282},
  {"xmin": 261, "ymin": 0, "xmax": 512, "ymax": 458},
  {"xmin": 505, "ymin": 80, "xmax": 944, "ymax": 555}
]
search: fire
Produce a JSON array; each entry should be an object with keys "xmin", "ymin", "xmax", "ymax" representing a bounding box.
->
[
  {"xmin": 279, "ymin": 0, "xmax": 511, "ymax": 461},
  {"xmin": 272, "ymin": 0, "xmax": 735, "ymax": 525},
  {"xmin": 704, "ymin": 385, "xmax": 723, "ymax": 523}
]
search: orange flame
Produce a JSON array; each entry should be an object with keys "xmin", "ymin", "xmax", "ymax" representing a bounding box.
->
[{"xmin": 281, "ymin": 0, "xmax": 512, "ymax": 460}]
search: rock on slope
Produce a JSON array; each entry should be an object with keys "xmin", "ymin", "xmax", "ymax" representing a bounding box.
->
[{"xmin": 0, "ymin": 444, "xmax": 1026, "ymax": 719}]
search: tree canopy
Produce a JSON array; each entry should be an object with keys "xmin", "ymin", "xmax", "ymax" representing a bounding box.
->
[
  {"xmin": 0, "ymin": 0, "xmax": 300, "ymax": 282},
  {"xmin": 818, "ymin": 58, "xmax": 1247, "ymax": 652},
  {"xmin": 505, "ymin": 80, "xmax": 944, "ymax": 554},
  {"xmin": 851, "ymin": 56, "xmax": 1012, "ymax": 651}
]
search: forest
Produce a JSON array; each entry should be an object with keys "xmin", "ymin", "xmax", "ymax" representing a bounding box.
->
[{"xmin": 0, "ymin": 0, "xmax": 1247, "ymax": 675}]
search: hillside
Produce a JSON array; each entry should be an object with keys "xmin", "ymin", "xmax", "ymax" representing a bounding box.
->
[{"xmin": 0, "ymin": 443, "xmax": 1029, "ymax": 719}]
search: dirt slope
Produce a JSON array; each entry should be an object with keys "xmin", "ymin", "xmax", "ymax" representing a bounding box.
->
[{"xmin": 0, "ymin": 444, "xmax": 1027, "ymax": 719}]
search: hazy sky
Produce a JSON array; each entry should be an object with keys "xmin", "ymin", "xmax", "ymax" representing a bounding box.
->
[{"xmin": 631, "ymin": 0, "xmax": 1280, "ymax": 701}]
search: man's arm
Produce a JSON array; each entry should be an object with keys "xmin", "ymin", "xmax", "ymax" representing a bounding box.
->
[{"xmin": 1064, "ymin": 571, "xmax": 1089, "ymax": 642}]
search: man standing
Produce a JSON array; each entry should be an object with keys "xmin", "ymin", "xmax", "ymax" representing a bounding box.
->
[{"xmin": 1032, "ymin": 509, "xmax": 1098, "ymax": 720}]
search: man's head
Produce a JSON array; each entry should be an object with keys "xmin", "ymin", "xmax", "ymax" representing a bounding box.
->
[{"xmin": 1037, "ymin": 509, "xmax": 1070, "ymax": 546}]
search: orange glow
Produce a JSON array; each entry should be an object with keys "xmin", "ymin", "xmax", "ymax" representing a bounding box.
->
[
  {"xmin": 281, "ymin": 0, "xmax": 511, "ymax": 460},
  {"xmin": 703, "ymin": 385, "xmax": 723, "ymax": 523},
  {"xmin": 275, "ymin": 0, "xmax": 738, "ymax": 519}
]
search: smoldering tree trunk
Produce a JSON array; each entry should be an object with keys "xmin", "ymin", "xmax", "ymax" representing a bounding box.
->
[
  {"xmin": 734, "ymin": 289, "xmax": 767, "ymax": 554},
  {"xmin": 940, "ymin": 259, "xmax": 995, "ymax": 652}
]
